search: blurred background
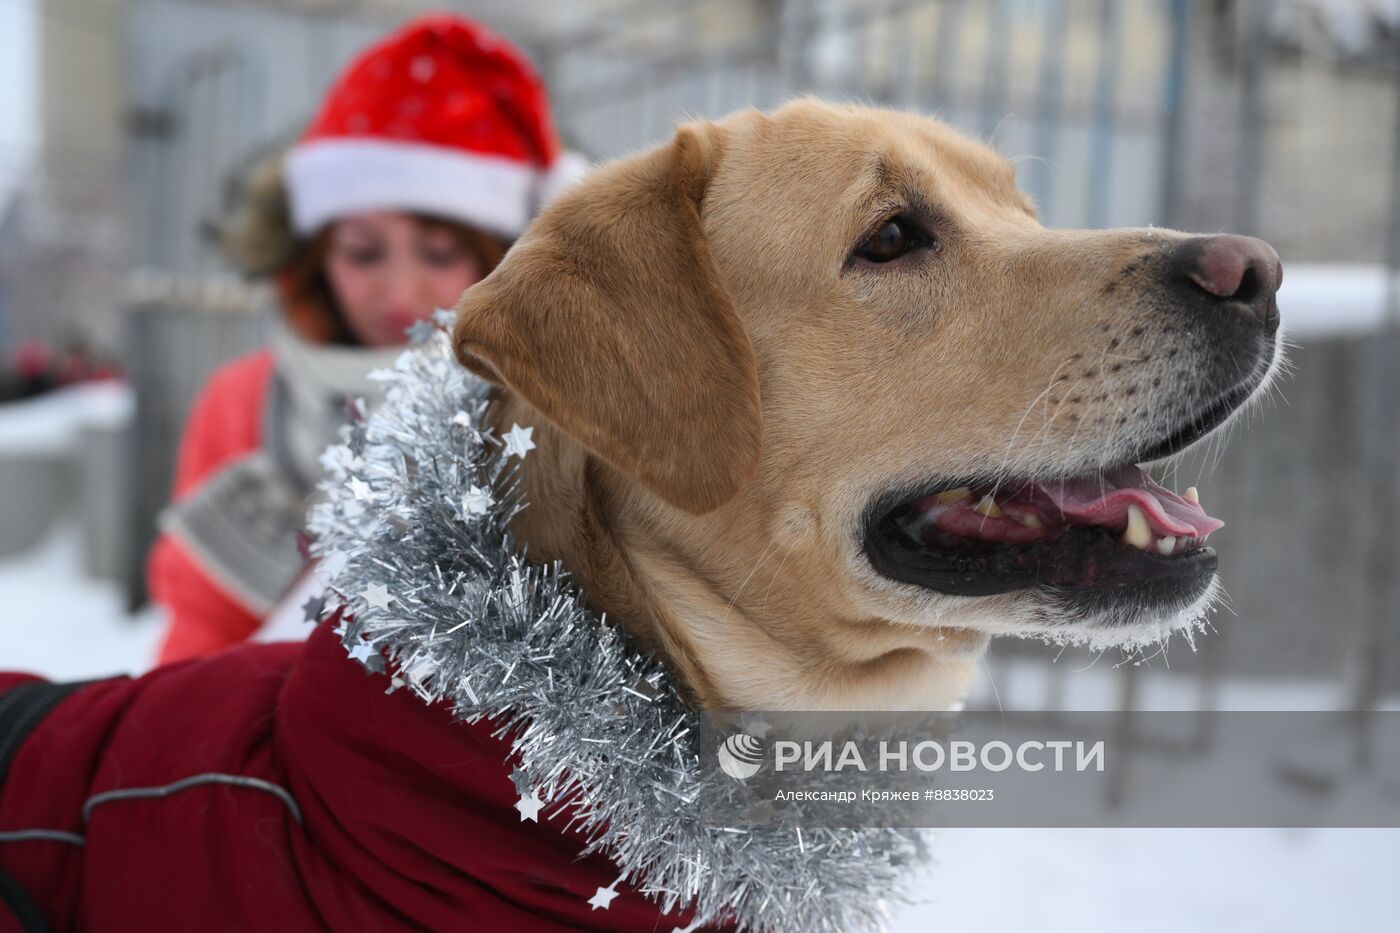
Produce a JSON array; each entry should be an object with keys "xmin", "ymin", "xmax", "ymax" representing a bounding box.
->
[{"xmin": 1, "ymin": 1, "xmax": 1398, "ymax": 929}]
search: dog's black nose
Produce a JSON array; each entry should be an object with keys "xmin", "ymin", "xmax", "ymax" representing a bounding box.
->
[{"xmin": 1175, "ymin": 234, "xmax": 1282, "ymax": 333}]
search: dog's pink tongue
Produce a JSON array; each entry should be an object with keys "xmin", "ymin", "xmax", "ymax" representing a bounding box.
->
[{"xmin": 1036, "ymin": 465, "xmax": 1223, "ymax": 538}]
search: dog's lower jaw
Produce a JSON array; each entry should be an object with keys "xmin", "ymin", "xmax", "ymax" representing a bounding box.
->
[
  {"xmin": 929, "ymin": 572, "xmax": 1222, "ymax": 656},
  {"xmin": 1015, "ymin": 573, "xmax": 1222, "ymax": 653}
]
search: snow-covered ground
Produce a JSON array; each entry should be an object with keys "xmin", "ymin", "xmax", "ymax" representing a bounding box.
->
[
  {"xmin": 967, "ymin": 649, "xmax": 1400, "ymax": 712},
  {"xmin": 898, "ymin": 824, "xmax": 1399, "ymax": 932},
  {"xmin": 1, "ymin": 521, "xmax": 163, "ymax": 679},
  {"xmin": 908, "ymin": 641, "xmax": 1400, "ymax": 930},
  {"xmin": 3, "ymin": 519, "xmax": 1397, "ymax": 932}
]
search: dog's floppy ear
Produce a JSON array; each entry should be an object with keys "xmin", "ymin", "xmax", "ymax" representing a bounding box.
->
[{"xmin": 451, "ymin": 123, "xmax": 761, "ymax": 515}]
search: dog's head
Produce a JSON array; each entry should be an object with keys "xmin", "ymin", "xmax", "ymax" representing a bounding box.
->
[{"xmin": 453, "ymin": 100, "xmax": 1283, "ymax": 667}]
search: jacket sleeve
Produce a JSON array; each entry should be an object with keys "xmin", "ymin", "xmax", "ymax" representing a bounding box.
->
[
  {"xmin": 0, "ymin": 646, "xmax": 301, "ymax": 933},
  {"xmin": 167, "ymin": 351, "xmax": 274, "ymax": 499},
  {"xmin": 147, "ymin": 352, "xmax": 275, "ymax": 664},
  {"xmin": 0, "ymin": 678, "xmax": 53, "ymax": 933},
  {"xmin": 148, "ymin": 537, "xmax": 263, "ymax": 663},
  {"xmin": 0, "ymin": 674, "xmax": 120, "ymax": 933}
]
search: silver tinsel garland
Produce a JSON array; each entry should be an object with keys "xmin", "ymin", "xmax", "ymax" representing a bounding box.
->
[{"xmin": 305, "ymin": 314, "xmax": 929, "ymax": 932}]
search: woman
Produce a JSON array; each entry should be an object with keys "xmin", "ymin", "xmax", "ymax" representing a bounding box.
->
[{"xmin": 148, "ymin": 13, "xmax": 586, "ymax": 663}]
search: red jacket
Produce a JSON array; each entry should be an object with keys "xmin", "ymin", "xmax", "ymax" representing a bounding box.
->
[
  {"xmin": 147, "ymin": 350, "xmax": 275, "ymax": 663},
  {"xmin": 0, "ymin": 622, "xmax": 722, "ymax": 932}
]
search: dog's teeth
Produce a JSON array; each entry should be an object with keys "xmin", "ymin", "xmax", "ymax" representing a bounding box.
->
[
  {"xmin": 1183, "ymin": 486, "xmax": 1200, "ymax": 505},
  {"xmin": 1156, "ymin": 535, "xmax": 1177, "ymax": 555},
  {"xmin": 934, "ymin": 487, "xmax": 972, "ymax": 504},
  {"xmin": 973, "ymin": 495, "xmax": 1003, "ymax": 519},
  {"xmin": 1123, "ymin": 504, "xmax": 1152, "ymax": 549},
  {"xmin": 1017, "ymin": 512, "xmax": 1044, "ymax": 529}
]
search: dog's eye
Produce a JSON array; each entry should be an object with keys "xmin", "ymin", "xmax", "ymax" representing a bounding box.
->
[{"xmin": 855, "ymin": 217, "xmax": 928, "ymax": 263}]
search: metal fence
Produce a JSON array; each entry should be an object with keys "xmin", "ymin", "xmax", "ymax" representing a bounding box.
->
[
  {"xmin": 535, "ymin": 0, "xmax": 1400, "ymax": 264},
  {"xmin": 541, "ymin": 0, "xmax": 1190, "ymax": 233},
  {"xmin": 109, "ymin": 0, "xmax": 1400, "ymax": 280},
  {"xmin": 119, "ymin": 280, "xmax": 271, "ymax": 607}
]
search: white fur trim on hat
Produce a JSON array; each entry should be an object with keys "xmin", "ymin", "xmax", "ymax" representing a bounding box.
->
[
  {"xmin": 285, "ymin": 139, "xmax": 538, "ymax": 239},
  {"xmin": 537, "ymin": 151, "xmax": 593, "ymax": 208}
]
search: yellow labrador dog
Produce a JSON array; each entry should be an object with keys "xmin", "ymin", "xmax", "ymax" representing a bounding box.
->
[{"xmin": 451, "ymin": 99, "xmax": 1283, "ymax": 713}]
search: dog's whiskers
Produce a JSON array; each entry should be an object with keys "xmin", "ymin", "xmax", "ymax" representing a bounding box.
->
[
  {"xmin": 760, "ymin": 541, "xmax": 799, "ymax": 611},
  {"xmin": 719, "ymin": 537, "xmax": 789, "ymax": 624},
  {"xmin": 984, "ymin": 355, "xmax": 1079, "ymax": 504}
]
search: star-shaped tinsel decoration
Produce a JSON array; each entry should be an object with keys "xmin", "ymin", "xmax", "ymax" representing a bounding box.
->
[
  {"xmin": 588, "ymin": 879, "xmax": 621, "ymax": 911},
  {"xmin": 347, "ymin": 641, "xmax": 378, "ymax": 665},
  {"xmin": 347, "ymin": 477, "xmax": 373, "ymax": 501},
  {"xmin": 362, "ymin": 582, "xmax": 393, "ymax": 612},
  {"xmin": 301, "ymin": 593, "xmax": 326, "ymax": 624},
  {"xmin": 432, "ymin": 307, "xmax": 456, "ymax": 328},
  {"xmin": 405, "ymin": 319, "xmax": 438, "ymax": 344},
  {"xmin": 514, "ymin": 789, "xmax": 545, "ymax": 823},
  {"xmin": 502, "ymin": 423, "xmax": 535, "ymax": 460},
  {"xmin": 508, "ymin": 767, "xmax": 533, "ymax": 796},
  {"xmin": 461, "ymin": 484, "xmax": 493, "ymax": 518}
]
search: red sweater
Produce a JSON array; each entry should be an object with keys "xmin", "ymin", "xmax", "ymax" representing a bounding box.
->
[
  {"xmin": 0, "ymin": 623, "xmax": 724, "ymax": 932},
  {"xmin": 147, "ymin": 350, "xmax": 276, "ymax": 663}
]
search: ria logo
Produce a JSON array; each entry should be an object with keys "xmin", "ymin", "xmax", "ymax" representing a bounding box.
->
[{"xmin": 717, "ymin": 733, "xmax": 765, "ymax": 781}]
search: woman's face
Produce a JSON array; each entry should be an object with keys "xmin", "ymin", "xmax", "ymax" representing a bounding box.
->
[{"xmin": 324, "ymin": 212, "xmax": 484, "ymax": 346}]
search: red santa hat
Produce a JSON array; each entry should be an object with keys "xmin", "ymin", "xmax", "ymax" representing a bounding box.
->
[{"xmin": 283, "ymin": 14, "xmax": 588, "ymax": 239}]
